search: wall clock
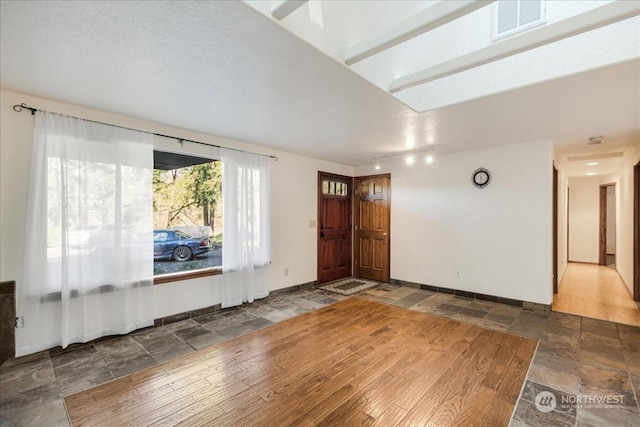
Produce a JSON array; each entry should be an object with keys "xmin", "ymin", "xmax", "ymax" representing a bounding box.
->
[{"xmin": 472, "ymin": 168, "xmax": 491, "ymax": 189}]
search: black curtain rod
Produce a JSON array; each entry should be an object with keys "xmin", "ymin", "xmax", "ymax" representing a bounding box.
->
[{"xmin": 12, "ymin": 103, "xmax": 278, "ymax": 161}]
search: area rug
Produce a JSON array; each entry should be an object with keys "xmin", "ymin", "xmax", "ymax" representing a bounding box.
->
[{"xmin": 319, "ymin": 277, "xmax": 380, "ymax": 295}]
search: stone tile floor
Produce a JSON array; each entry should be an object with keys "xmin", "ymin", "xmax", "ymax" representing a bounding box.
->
[{"xmin": 1, "ymin": 283, "xmax": 639, "ymax": 426}]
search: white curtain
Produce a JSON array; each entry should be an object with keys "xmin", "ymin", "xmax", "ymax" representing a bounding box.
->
[
  {"xmin": 16, "ymin": 112, "xmax": 154, "ymax": 356},
  {"xmin": 220, "ymin": 148, "xmax": 271, "ymax": 308}
]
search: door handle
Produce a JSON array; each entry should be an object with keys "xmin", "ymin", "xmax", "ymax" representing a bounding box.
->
[
  {"xmin": 382, "ymin": 232, "xmax": 387, "ymax": 236},
  {"xmin": 320, "ymin": 231, "xmax": 325, "ymax": 238}
]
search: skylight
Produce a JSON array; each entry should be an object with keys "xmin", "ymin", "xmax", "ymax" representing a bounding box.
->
[{"xmin": 245, "ymin": 0, "xmax": 640, "ymax": 112}]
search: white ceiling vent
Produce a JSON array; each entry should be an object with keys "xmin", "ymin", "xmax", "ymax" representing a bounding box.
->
[
  {"xmin": 494, "ymin": 0, "xmax": 546, "ymax": 40},
  {"xmin": 587, "ymin": 136, "xmax": 604, "ymax": 145}
]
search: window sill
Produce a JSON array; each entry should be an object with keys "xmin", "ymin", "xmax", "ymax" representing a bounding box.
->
[{"xmin": 154, "ymin": 267, "xmax": 222, "ymax": 285}]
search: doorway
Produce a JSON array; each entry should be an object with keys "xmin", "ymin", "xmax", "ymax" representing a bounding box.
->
[
  {"xmin": 599, "ymin": 183, "xmax": 616, "ymax": 269},
  {"xmin": 316, "ymin": 172, "xmax": 392, "ymax": 284},
  {"xmin": 317, "ymin": 172, "xmax": 352, "ymax": 284},
  {"xmin": 353, "ymin": 174, "xmax": 391, "ymax": 282},
  {"xmin": 556, "ymin": 176, "xmax": 640, "ymax": 325}
]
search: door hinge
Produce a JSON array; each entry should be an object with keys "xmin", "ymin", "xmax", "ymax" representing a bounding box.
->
[{"xmin": 15, "ymin": 317, "xmax": 24, "ymax": 328}]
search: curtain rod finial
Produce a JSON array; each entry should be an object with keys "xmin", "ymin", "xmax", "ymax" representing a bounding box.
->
[{"xmin": 13, "ymin": 103, "xmax": 36, "ymax": 115}]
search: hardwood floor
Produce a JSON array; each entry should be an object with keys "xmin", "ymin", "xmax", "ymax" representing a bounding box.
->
[
  {"xmin": 65, "ymin": 298, "xmax": 536, "ymax": 426},
  {"xmin": 554, "ymin": 262, "xmax": 640, "ymax": 326}
]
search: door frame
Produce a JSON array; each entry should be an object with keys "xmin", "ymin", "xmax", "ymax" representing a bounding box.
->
[
  {"xmin": 599, "ymin": 183, "xmax": 615, "ymax": 266},
  {"xmin": 553, "ymin": 164, "xmax": 558, "ymax": 293},
  {"xmin": 353, "ymin": 173, "xmax": 391, "ymax": 282},
  {"xmin": 317, "ymin": 171, "xmax": 353, "ymax": 284},
  {"xmin": 634, "ymin": 161, "xmax": 639, "ymax": 301}
]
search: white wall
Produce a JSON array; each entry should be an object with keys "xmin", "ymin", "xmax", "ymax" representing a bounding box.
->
[
  {"xmin": 0, "ymin": 90, "xmax": 353, "ymax": 321},
  {"xmin": 568, "ymin": 176, "xmax": 601, "ymax": 263},
  {"xmin": 355, "ymin": 139, "xmax": 553, "ymax": 305},
  {"xmin": 606, "ymin": 185, "xmax": 616, "ymax": 254}
]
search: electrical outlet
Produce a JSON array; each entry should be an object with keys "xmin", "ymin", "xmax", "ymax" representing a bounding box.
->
[{"xmin": 284, "ymin": 268, "xmax": 289, "ymax": 276}]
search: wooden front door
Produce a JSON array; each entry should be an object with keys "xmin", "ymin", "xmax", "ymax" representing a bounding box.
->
[
  {"xmin": 354, "ymin": 174, "xmax": 390, "ymax": 282},
  {"xmin": 317, "ymin": 172, "xmax": 352, "ymax": 284}
]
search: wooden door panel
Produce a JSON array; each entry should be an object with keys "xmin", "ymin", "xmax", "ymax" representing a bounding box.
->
[
  {"xmin": 322, "ymin": 199, "xmax": 349, "ymax": 231},
  {"xmin": 360, "ymin": 203, "xmax": 371, "ymax": 230},
  {"xmin": 317, "ymin": 173, "xmax": 352, "ymax": 284},
  {"xmin": 358, "ymin": 239, "xmax": 372, "ymax": 269},
  {"xmin": 373, "ymin": 238, "xmax": 385, "ymax": 270},
  {"xmin": 335, "ymin": 238, "xmax": 350, "ymax": 269},
  {"xmin": 373, "ymin": 200, "xmax": 385, "ymax": 231},
  {"xmin": 355, "ymin": 175, "xmax": 390, "ymax": 282},
  {"xmin": 319, "ymin": 239, "xmax": 334, "ymax": 272},
  {"xmin": 356, "ymin": 236, "xmax": 386, "ymax": 280},
  {"xmin": 357, "ymin": 237, "xmax": 385, "ymax": 267},
  {"xmin": 358, "ymin": 202, "xmax": 386, "ymax": 230}
]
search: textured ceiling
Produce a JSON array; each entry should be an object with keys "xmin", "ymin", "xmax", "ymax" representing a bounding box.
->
[{"xmin": 1, "ymin": 0, "xmax": 638, "ymax": 170}]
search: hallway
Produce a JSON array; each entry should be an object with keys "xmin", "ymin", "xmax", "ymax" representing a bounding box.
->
[{"xmin": 554, "ymin": 262, "xmax": 640, "ymax": 326}]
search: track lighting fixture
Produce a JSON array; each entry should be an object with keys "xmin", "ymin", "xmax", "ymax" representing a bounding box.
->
[{"xmin": 371, "ymin": 147, "xmax": 435, "ymax": 169}]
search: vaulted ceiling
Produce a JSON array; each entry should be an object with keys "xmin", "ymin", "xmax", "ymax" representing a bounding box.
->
[{"xmin": 1, "ymin": 0, "xmax": 638, "ymax": 172}]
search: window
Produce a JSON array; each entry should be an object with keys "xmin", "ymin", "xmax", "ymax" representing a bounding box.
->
[
  {"xmin": 322, "ymin": 180, "xmax": 348, "ymax": 196},
  {"xmin": 153, "ymin": 151, "xmax": 222, "ymax": 280},
  {"xmin": 493, "ymin": 0, "xmax": 545, "ymax": 40},
  {"xmin": 153, "ymin": 231, "xmax": 168, "ymax": 242}
]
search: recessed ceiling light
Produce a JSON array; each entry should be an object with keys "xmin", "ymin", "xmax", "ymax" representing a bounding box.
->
[
  {"xmin": 587, "ymin": 172, "xmax": 597, "ymax": 176},
  {"xmin": 406, "ymin": 155, "xmax": 415, "ymax": 165},
  {"xmin": 425, "ymin": 155, "xmax": 434, "ymax": 164},
  {"xmin": 587, "ymin": 162, "xmax": 599, "ymax": 166}
]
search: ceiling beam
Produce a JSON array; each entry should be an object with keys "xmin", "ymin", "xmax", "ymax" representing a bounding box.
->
[
  {"xmin": 271, "ymin": 0, "xmax": 308, "ymax": 20},
  {"xmin": 390, "ymin": 0, "xmax": 640, "ymax": 93},
  {"xmin": 344, "ymin": 1, "xmax": 495, "ymax": 66}
]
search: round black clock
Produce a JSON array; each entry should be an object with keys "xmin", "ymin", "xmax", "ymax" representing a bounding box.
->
[{"xmin": 472, "ymin": 168, "xmax": 491, "ymax": 188}]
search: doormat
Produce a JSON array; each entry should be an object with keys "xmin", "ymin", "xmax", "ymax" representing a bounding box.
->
[{"xmin": 319, "ymin": 278, "xmax": 380, "ymax": 296}]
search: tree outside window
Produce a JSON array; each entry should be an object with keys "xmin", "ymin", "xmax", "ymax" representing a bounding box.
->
[{"xmin": 153, "ymin": 152, "xmax": 222, "ymax": 277}]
